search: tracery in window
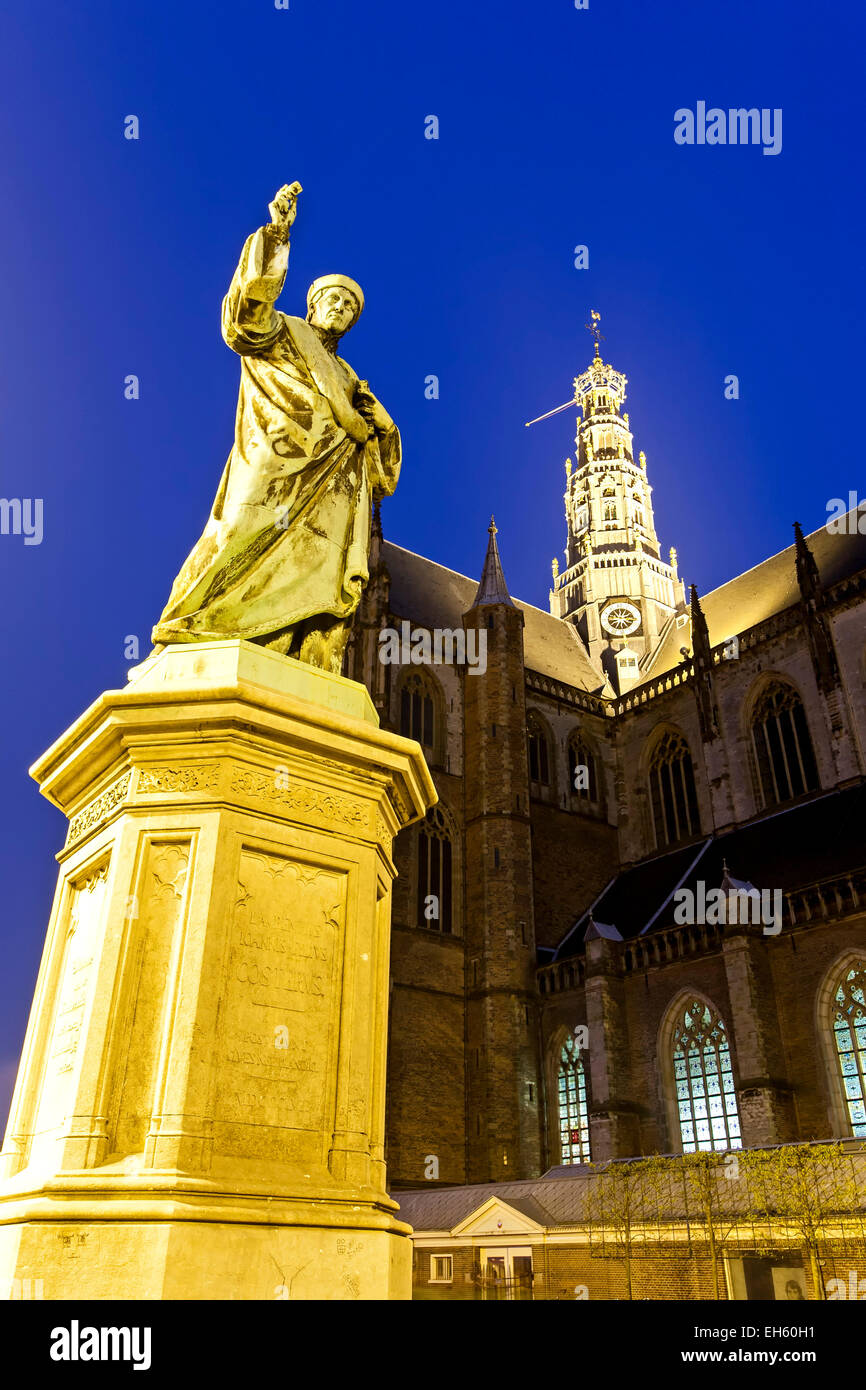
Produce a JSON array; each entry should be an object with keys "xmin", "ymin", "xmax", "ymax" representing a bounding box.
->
[
  {"xmin": 400, "ymin": 671, "xmax": 435, "ymax": 750},
  {"xmin": 750, "ymin": 681, "xmax": 818, "ymax": 808},
  {"xmin": 416, "ymin": 805, "xmax": 452, "ymax": 934},
  {"xmin": 832, "ymin": 962, "xmax": 866, "ymax": 1137},
  {"xmin": 568, "ymin": 735, "xmax": 598, "ymax": 803},
  {"xmin": 558, "ymin": 1033, "xmax": 591, "ymax": 1163},
  {"xmin": 649, "ymin": 731, "xmax": 700, "ymax": 847},
  {"xmin": 672, "ymin": 999, "xmax": 741, "ymax": 1152}
]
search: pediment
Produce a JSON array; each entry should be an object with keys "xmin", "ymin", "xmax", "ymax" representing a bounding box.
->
[{"xmin": 451, "ymin": 1196, "xmax": 543, "ymax": 1237}]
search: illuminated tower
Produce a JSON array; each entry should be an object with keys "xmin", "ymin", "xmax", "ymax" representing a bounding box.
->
[{"xmin": 548, "ymin": 316, "xmax": 686, "ymax": 692}]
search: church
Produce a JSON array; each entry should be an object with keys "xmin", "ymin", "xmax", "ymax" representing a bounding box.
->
[{"xmin": 346, "ymin": 333, "xmax": 866, "ymax": 1297}]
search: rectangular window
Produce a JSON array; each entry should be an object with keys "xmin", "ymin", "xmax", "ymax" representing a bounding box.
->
[{"xmin": 430, "ymin": 1255, "xmax": 453, "ymax": 1283}]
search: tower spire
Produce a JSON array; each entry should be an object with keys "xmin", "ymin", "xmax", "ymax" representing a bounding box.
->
[
  {"xmin": 473, "ymin": 515, "xmax": 515, "ymax": 606},
  {"xmin": 547, "ymin": 326, "xmax": 686, "ymax": 684}
]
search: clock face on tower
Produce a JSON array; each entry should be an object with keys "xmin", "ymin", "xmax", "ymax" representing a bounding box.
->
[{"xmin": 600, "ymin": 601, "xmax": 641, "ymax": 636}]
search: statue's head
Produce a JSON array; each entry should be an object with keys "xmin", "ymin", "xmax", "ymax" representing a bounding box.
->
[{"xmin": 306, "ymin": 274, "xmax": 364, "ymax": 336}]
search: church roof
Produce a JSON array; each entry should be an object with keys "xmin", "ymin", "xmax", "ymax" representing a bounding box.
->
[
  {"xmin": 554, "ymin": 782, "xmax": 866, "ymax": 951},
  {"xmin": 393, "ymin": 1174, "xmax": 595, "ymax": 1230},
  {"xmin": 382, "ymin": 540, "xmax": 608, "ymax": 694},
  {"xmin": 646, "ymin": 511, "xmax": 866, "ymax": 678}
]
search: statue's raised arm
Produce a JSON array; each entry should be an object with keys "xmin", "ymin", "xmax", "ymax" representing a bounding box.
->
[
  {"xmin": 222, "ymin": 182, "xmax": 302, "ymax": 356},
  {"xmin": 152, "ymin": 183, "xmax": 401, "ymax": 673}
]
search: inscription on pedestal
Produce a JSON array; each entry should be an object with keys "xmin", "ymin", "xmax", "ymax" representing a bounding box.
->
[{"xmin": 214, "ymin": 850, "xmax": 345, "ymax": 1166}]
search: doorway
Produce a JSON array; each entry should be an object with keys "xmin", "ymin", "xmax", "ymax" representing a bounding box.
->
[{"xmin": 479, "ymin": 1246, "xmax": 534, "ymax": 1300}]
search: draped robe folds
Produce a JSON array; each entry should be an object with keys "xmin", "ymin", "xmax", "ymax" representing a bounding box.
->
[{"xmin": 151, "ymin": 224, "xmax": 401, "ymax": 648}]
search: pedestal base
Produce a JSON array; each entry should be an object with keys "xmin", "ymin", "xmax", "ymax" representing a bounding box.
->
[
  {"xmin": 0, "ymin": 642, "xmax": 434, "ymax": 1299},
  {"xmin": 0, "ymin": 1192, "xmax": 411, "ymax": 1300}
]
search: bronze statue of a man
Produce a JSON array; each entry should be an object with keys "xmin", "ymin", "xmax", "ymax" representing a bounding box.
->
[{"xmin": 152, "ymin": 183, "xmax": 401, "ymax": 672}]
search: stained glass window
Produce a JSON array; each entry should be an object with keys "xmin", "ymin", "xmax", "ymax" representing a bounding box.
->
[
  {"xmin": 833, "ymin": 963, "xmax": 866, "ymax": 1137},
  {"xmin": 558, "ymin": 1033, "xmax": 591, "ymax": 1163},
  {"xmin": 672, "ymin": 999, "xmax": 741, "ymax": 1153}
]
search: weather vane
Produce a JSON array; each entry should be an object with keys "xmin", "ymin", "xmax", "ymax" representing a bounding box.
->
[
  {"xmin": 585, "ymin": 309, "xmax": 604, "ymax": 355},
  {"xmin": 524, "ymin": 310, "xmax": 605, "ymax": 428}
]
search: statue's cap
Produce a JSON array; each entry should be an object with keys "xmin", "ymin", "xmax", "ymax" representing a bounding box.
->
[{"xmin": 307, "ymin": 274, "xmax": 365, "ymax": 318}]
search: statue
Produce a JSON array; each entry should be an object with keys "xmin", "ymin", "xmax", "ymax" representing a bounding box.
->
[{"xmin": 151, "ymin": 184, "xmax": 401, "ymax": 673}]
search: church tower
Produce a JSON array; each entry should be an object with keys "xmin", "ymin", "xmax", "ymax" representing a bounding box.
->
[
  {"xmin": 548, "ymin": 318, "xmax": 686, "ymax": 691},
  {"xmin": 462, "ymin": 520, "xmax": 543, "ymax": 1182}
]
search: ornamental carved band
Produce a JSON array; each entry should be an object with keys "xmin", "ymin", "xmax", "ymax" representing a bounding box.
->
[
  {"xmin": 137, "ymin": 766, "xmax": 221, "ymax": 794},
  {"xmin": 229, "ymin": 766, "xmax": 369, "ymax": 831},
  {"xmin": 66, "ymin": 773, "xmax": 132, "ymax": 847}
]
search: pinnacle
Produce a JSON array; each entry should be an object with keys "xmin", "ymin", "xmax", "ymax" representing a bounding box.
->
[{"xmin": 472, "ymin": 515, "xmax": 515, "ymax": 607}]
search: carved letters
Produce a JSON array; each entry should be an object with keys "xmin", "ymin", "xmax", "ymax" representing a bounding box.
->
[{"xmin": 214, "ymin": 850, "xmax": 346, "ymax": 1164}]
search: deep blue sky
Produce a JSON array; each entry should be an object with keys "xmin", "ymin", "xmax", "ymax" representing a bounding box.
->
[{"xmin": 1, "ymin": 0, "xmax": 864, "ymax": 1124}]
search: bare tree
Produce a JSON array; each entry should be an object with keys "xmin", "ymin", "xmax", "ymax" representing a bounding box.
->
[
  {"xmin": 586, "ymin": 1156, "xmax": 670, "ymax": 1299},
  {"xmin": 746, "ymin": 1142, "xmax": 865, "ymax": 1300}
]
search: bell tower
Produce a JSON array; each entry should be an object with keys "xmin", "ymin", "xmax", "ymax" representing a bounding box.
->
[{"xmin": 548, "ymin": 316, "xmax": 686, "ymax": 691}]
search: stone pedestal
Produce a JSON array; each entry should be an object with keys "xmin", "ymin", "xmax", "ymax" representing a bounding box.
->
[{"xmin": 0, "ymin": 641, "xmax": 435, "ymax": 1299}]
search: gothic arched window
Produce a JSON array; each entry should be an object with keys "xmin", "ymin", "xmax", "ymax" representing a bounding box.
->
[
  {"xmin": 649, "ymin": 731, "xmax": 700, "ymax": 848},
  {"xmin": 400, "ymin": 672, "xmax": 435, "ymax": 751},
  {"xmin": 527, "ymin": 714, "xmax": 550, "ymax": 789},
  {"xmin": 603, "ymin": 501, "xmax": 617, "ymax": 523},
  {"xmin": 672, "ymin": 999, "xmax": 741, "ymax": 1152},
  {"xmin": 416, "ymin": 806, "xmax": 452, "ymax": 934},
  {"xmin": 750, "ymin": 681, "xmax": 819, "ymax": 809},
  {"xmin": 558, "ymin": 1034, "xmax": 591, "ymax": 1163},
  {"xmin": 831, "ymin": 961, "xmax": 866, "ymax": 1137},
  {"xmin": 568, "ymin": 734, "xmax": 599, "ymax": 804}
]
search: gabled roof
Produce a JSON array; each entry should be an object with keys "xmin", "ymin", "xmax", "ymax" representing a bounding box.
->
[
  {"xmin": 382, "ymin": 541, "xmax": 608, "ymax": 694},
  {"xmin": 646, "ymin": 510, "xmax": 866, "ymax": 678},
  {"xmin": 393, "ymin": 1174, "xmax": 594, "ymax": 1232},
  {"xmin": 451, "ymin": 1194, "xmax": 545, "ymax": 1235}
]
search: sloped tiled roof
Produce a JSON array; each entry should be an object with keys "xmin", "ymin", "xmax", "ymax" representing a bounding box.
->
[
  {"xmin": 647, "ymin": 510, "xmax": 866, "ymax": 678},
  {"xmin": 382, "ymin": 540, "xmax": 608, "ymax": 694},
  {"xmin": 554, "ymin": 783, "xmax": 866, "ymax": 952},
  {"xmin": 393, "ymin": 1173, "xmax": 593, "ymax": 1231}
]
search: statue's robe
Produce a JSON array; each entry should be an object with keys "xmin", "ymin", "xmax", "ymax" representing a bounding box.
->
[{"xmin": 152, "ymin": 224, "xmax": 400, "ymax": 647}]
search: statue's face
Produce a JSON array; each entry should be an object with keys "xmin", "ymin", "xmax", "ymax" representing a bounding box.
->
[{"xmin": 309, "ymin": 287, "xmax": 359, "ymax": 335}]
